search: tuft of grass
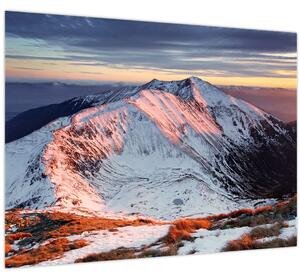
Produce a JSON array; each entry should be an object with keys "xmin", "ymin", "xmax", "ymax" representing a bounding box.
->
[
  {"xmin": 165, "ymin": 226, "xmax": 193, "ymax": 243},
  {"xmin": 174, "ymin": 219, "xmax": 211, "ymax": 231},
  {"xmin": 249, "ymin": 223, "xmax": 284, "ymax": 240},
  {"xmin": 223, "ymin": 234, "xmax": 254, "ymax": 251},
  {"xmin": 253, "ymin": 236, "xmax": 297, "ymax": 249},
  {"xmin": 223, "ymin": 235, "xmax": 297, "ymax": 251},
  {"xmin": 140, "ymin": 246, "xmax": 177, "ymax": 258},
  {"xmin": 164, "ymin": 218, "xmax": 211, "ymax": 244},
  {"xmin": 75, "ymin": 245, "xmax": 177, "ymax": 263},
  {"xmin": 5, "ymin": 238, "xmax": 88, "ymax": 268}
]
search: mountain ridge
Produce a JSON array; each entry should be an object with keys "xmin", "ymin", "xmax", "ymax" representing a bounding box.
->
[
  {"xmin": 6, "ymin": 76, "xmax": 293, "ymax": 143},
  {"xmin": 5, "ymin": 77, "xmax": 296, "ymax": 219}
]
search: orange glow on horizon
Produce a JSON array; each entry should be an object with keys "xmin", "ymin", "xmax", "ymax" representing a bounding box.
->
[{"xmin": 6, "ymin": 58, "xmax": 297, "ymax": 89}]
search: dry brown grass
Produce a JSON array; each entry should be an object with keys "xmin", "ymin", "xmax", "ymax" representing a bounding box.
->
[
  {"xmin": 75, "ymin": 248, "xmax": 138, "ymax": 262},
  {"xmin": 4, "ymin": 210, "xmax": 164, "ymax": 267},
  {"xmin": 164, "ymin": 218, "xmax": 211, "ymax": 243},
  {"xmin": 274, "ymin": 195, "xmax": 297, "ymax": 216},
  {"xmin": 166, "ymin": 226, "xmax": 193, "ymax": 243},
  {"xmin": 5, "ymin": 238, "xmax": 88, "ymax": 268},
  {"xmin": 212, "ymin": 196, "xmax": 297, "ymax": 230},
  {"xmin": 74, "ymin": 217, "xmax": 212, "ymax": 263},
  {"xmin": 223, "ymin": 214, "xmax": 274, "ymax": 229},
  {"xmin": 5, "ymin": 210, "xmax": 159, "ymax": 239},
  {"xmin": 5, "ymin": 210, "xmax": 40, "ymax": 231},
  {"xmin": 222, "ymin": 220, "xmax": 296, "ymax": 252},
  {"xmin": 223, "ymin": 234, "xmax": 297, "ymax": 251},
  {"xmin": 6, "ymin": 232, "xmax": 33, "ymax": 244},
  {"xmin": 249, "ymin": 223, "xmax": 284, "ymax": 240},
  {"xmin": 275, "ymin": 200, "xmax": 289, "ymax": 207},
  {"xmin": 208, "ymin": 208, "xmax": 254, "ymax": 221},
  {"xmin": 46, "ymin": 213, "xmax": 158, "ymax": 238},
  {"xmin": 140, "ymin": 246, "xmax": 177, "ymax": 258},
  {"xmin": 254, "ymin": 236, "xmax": 297, "ymax": 249},
  {"xmin": 209, "ymin": 195, "xmax": 296, "ymax": 223},
  {"xmin": 174, "ymin": 219, "xmax": 211, "ymax": 231},
  {"xmin": 223, "ymin": 234, "xmax": 254, "ymax": 251},
  {"xmin": 4, "ymin": 195, "xmax": 296, "ymax": 266},
  {"xmin": 75, "ymin": 245, "xmax": 177, "ymax": 263},
  {"xmin": 254, "ymin": 205, "xmax": 273, "ymax": 215},
  {"xmin": 5, "ymin": 243, "xmax": 13, "ymax": 256}
]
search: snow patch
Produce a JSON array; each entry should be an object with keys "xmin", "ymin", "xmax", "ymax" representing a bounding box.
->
[{"xmin": 38, "ymin": 224, "xmax": 170, "ymax": 266}]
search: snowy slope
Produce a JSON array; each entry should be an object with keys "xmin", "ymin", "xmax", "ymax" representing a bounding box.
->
[
  {"xmin": 38, "ymin": 224, "xmax": 170, "ymax": 266},
  {"xmin": 5, "ymin": 77, "xmax": 296, "ymax": 219},
  {"xmin": 5, "ymin": 117, "xmax": 70, "ymax": 209}
]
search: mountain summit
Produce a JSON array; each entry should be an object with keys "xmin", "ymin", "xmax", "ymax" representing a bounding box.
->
[{"xmin": 6, "ymin": 77, "xmax": 296, "ymax": 219}]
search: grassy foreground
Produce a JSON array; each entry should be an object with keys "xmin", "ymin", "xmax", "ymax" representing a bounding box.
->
[{"xmin": 5, "ymin": 195, "xmax": 297, "ymax": 267}]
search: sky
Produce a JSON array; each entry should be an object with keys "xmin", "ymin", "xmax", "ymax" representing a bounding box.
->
[{"xmin": 5, "ymin": 11, "xmax": 297, "ymax": 88}]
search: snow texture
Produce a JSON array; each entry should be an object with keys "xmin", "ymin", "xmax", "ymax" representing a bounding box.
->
[
  {"xmin": 5, "ymin": 77, "xmax": 294, "ymax": 219},
  {"xmin": 38, "ymin": 224, "xmax": 170, "ymax": 265}
]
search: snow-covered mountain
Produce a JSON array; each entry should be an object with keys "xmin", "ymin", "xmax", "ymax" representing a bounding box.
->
[{"xmin": 5, "ymin": 77, "xmax": 296, "ymax": 220}]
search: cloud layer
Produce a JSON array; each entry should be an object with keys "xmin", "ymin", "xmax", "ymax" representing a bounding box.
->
[{"xmin": 5, "ymin": 11, "xmax": 297, "ymax": 83}]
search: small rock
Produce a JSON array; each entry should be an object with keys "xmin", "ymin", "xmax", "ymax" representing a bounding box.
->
[{"xmin": 173, "ymin": 198, "xmax": 184, "ymax": 206}]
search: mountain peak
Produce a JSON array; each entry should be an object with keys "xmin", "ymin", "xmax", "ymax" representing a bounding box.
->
[
  {"xmin": 188, "ymin": 75, "xmax": 203, "ymax": 82},
  {"xmin": 147, "ymin": 76, "xmax": 205, "ymax": 86},
  {"xmin": 6, "ymin": 75, "xmax": 296, "ymax": 217},
  {"xmin": 141, "ymin": 76, "xmax": 208, "ymax": 100}
]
